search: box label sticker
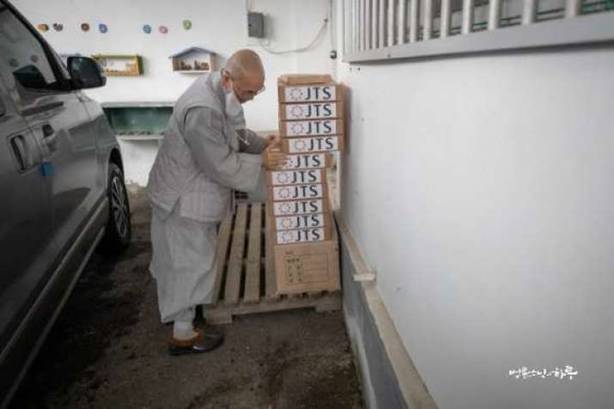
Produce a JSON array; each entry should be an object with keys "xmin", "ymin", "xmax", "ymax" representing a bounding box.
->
[
  {"xmin": 276, "ymin": 228, "xmax": 326, "ymax": 244},
  {"xmin": 283, "ymin": 85, "xmax": 336, "ymax": 102},
  {"xmin": 275, "ymin": 213, "xmax": 326, "ymax": 230},
  {"xmin": 285, "ymin": 254, "xmax": 331, "ymax": 284},
  {"xmin": 270, "ymin": 169, "xmax": 323, "ymax": 185},
  {"xmin": 281, "ymin": 153, "xmax": 328, "ymax": 169},
  {"xmin": 272, "ymin": 184, "xmax": 324, "ymax": 201},
  {"xmin": 284, "ymin": 103, "xmax": 337, "ymax": 120},
  {"xmin": 286, "ymin": 136, "xmax": 338, "ymax": 153},
  {"xmin": 283, "ymin": 120, "xmax": 338, "ymax": 137},
  {"xmin": 273, "ymin": 199, "xmax": 324, "ymax": 216}
]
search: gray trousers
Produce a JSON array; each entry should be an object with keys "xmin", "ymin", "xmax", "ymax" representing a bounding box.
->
[{"xmin": 149, "ymin": 205, "xmax": 218, "ymax": 323}]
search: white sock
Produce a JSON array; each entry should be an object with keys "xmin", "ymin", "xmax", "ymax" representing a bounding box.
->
[{"xmin": 173, "ymin": 320, "xmax": 197, "ymax": 340}]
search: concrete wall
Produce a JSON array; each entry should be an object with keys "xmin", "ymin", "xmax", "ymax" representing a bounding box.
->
[
  {"xmin": 13, "ymin": 0, "xmax": 336, "ymax": 185},
  {"xmin": 336, "ymin": 7, "xmax": 614, "ymax": 408}
]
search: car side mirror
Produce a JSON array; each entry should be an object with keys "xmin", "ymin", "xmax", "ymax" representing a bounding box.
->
[{"xmin": 67, "ymin": 56, "xmax": 106, "ymax": 89}]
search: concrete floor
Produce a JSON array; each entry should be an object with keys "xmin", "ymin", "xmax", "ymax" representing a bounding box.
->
[{"xmin": 9, "ymin": 189, "xmax": 363, "ymax": 409}]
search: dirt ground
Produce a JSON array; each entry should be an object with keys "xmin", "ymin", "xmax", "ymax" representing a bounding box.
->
[{"xmin": 9, "ymin": 189, "xmax": 363, "ymax": 409}]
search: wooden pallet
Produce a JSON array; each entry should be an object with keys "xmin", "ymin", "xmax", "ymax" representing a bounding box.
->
[{"xmin": 203, "ymin": 202, "xmax": 341, "ymax": 324}]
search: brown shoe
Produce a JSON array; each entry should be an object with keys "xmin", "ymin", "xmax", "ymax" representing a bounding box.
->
[{"xmin": 168, "ymin": 329, "xmax": 224, "ymax": 356}]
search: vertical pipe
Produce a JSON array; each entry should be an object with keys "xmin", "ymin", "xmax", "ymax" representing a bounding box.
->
[
  {"xmin": 565, "ymin": 0, "xmax": 581, "ymax": 17},
  {"xmin": 522, "ymin": 0, "xmax": 536, "ymax": 24},
  {"xmin": 488, "ymin": 0, "xmax": 501, "ymax": 29},
  {"xmin": 363, "ymin": 0, "xmax": 368, "ymax": 49},
  {"xmin": 372, "ymin": 0, "xmax": 379, "ymax": 49},
  {"xmin": 379, "ymin": 0, "xmax": 386, "ymax": 47},
  {"xmin": 388, "ymin": 0, "xmax": 396, "ymax": 45},
  {"xmin": 366, "ymin": 0, "xmax": 371, "ymax": 49},
  {"xmin": 423, "ymin": 0, "xmax": 432, "ymax": 40},
  {"xmin": 409, "ymin": 0, "xmax": 418, "ymax": 42},
  {"xmin": 343, "ymin": 0, "xmax": 348, "ymax": 55},
  {"xmin": 352, "ymin": 0, "xmax": 360, "ymax": 53},
  {"xmin": 348, "ymin": 0, "xmax": 353, "ymax": 54},
  {"xmin": 358, "ymin": 0, "xmax": 363, "ymax": 50},
  {"xmin": 461, "ymin": 0, "xmax": 474, "ymax": 34},
  {"xmin": 351, "ymin": 0, "xmax": 356, "ymax": 55},
  {"xmin": 364, "ymin": 0, "xmax": 369, "ymax": 49},
  {"xmin": 398, "ymin": 0, "xmax": 407, "ymax": 43},
  {"xmin": 440, "ymin": 0, "xmax": 451, "ymax": 38}
]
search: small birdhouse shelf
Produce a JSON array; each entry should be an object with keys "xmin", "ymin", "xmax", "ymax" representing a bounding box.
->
[{"xmin": 169, "ymin": 47, "xmax": 216, "ymax": 74}]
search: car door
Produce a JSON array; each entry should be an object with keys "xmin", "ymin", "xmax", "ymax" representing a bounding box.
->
[
  {"xmin": 0, "ymin": 63, "xmax": 56, "ymax": 385},
  {"xmin": 0, "ymin": 4, "xmax": 101, "ymax": 259}
]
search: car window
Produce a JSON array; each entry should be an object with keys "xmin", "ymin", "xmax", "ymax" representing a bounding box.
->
[{"xmin": 0, "ymin": 5, "xmax": 58, "ymax": 91}]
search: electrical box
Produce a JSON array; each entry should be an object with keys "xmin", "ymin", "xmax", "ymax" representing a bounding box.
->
[{"xmin": 248, "ymin": 12, "xmax": 265, "ymax": 38}]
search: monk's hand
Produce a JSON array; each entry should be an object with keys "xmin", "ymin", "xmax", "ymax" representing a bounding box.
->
[
  {"xmin": 265, "ymin": 134, "xmax": 281, "ymax": 148},
  {"xmin": 262, "ymin": 137, "xmax": 287, "ymax": 170}
]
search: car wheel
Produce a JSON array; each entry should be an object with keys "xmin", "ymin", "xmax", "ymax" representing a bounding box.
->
[{"xmin": 100, "ymin": 162, "xmax": 131, "ymax": 253}]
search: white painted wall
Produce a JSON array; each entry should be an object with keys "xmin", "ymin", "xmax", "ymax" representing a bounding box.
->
[
  {"xmin": 336, "ymin": 8, "xmax": 614, "ymax": 409},
  {"xmin": 13, "ymin": 0, "xmax": 336, "ymax": 185}
]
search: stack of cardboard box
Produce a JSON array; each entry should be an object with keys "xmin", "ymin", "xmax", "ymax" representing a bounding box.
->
[{"xmin": 266, "ymin": 74, "xmax": 345, "ymax": 295}]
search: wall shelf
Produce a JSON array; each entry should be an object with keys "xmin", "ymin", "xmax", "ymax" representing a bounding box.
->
[
  {"xmin": 102, "ymin": 101, "xmax": 174, "ymax": 108},
  {"xmin": 92, "ymin": 54, "xmax": 143, "ymax": 76},
  {"xmin": 117, "ymin": 133, "xmax": 164, "ymax": 141}
]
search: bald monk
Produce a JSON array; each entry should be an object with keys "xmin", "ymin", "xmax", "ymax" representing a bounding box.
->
[{"xmin": 147, "ymin": 49, "xmax": 286, "ymax": 355}]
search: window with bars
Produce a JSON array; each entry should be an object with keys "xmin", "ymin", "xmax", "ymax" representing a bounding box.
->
[{"xmin": 343, "ymin": 0, "xmax": 614, "ymax": 62}]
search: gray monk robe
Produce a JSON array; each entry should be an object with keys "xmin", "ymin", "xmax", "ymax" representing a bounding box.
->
[{"xmin": 147, "ymin": 71, "xmax": 267, "ymax": 323}]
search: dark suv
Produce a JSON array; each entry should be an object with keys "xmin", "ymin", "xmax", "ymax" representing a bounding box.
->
[{"xmin": 0, "ymin": 1, "xmax": 131, "ymax": 406}]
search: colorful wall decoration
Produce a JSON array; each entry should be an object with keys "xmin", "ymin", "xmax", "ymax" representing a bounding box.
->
[{"xmin": 34, "ymin": 19, "xmax": 206, "ymax": 36}]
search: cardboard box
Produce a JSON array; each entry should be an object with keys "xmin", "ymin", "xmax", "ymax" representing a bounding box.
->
[
  {"xmin": 280, "ymin": 153, "xmax": 334, "ymax": 170},
  {"xmin": 278, "ymin": 84, "xmax": 342, "ymax": 103},
  {"xmin": 279, "ymin": 119, "xmax": 344, "ymax": 138},
  {"xmin": 270, "ymin": 209, "xmax": 334, "ymax": 244},
  {"xmin": 273, "ymin": 212, "xmax": 328, "ymax": 231},
  {"xmin": 282, "ymin": 135, "xmax": 343, "ymax": 154},
  {"xmin": 270, "ymin": 198, "xmax": 330, "ymax": 216},
  {"xmin": 270, "ymin": 183, "xmax": 327, "ymax": 201},
  {"xmin": 277, "ymin": 73, "xmax": 333, "ymax": 86},
  {"xmin": 275, "ymin": 225, "xmax": 333, "ymax": 245},
  {"xmin": 279, "ymin": 101, "xmax": 343, "ymax": 121},
  {"xmin": 270, "ymin": 218, "xmax": 340, "ymax": 294},
  {"xmin": 267, "ymin": 169, "xmax": 326, "ymax": 186}
]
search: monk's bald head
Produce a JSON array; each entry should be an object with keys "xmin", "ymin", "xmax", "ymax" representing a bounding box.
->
[
  {"xmin": 222, "ymin": 49, "xmax": 265, "ymax": 102},
  {"xmin": 225, "ymin": 49, "xmax": 264, "ymax": 82}
]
